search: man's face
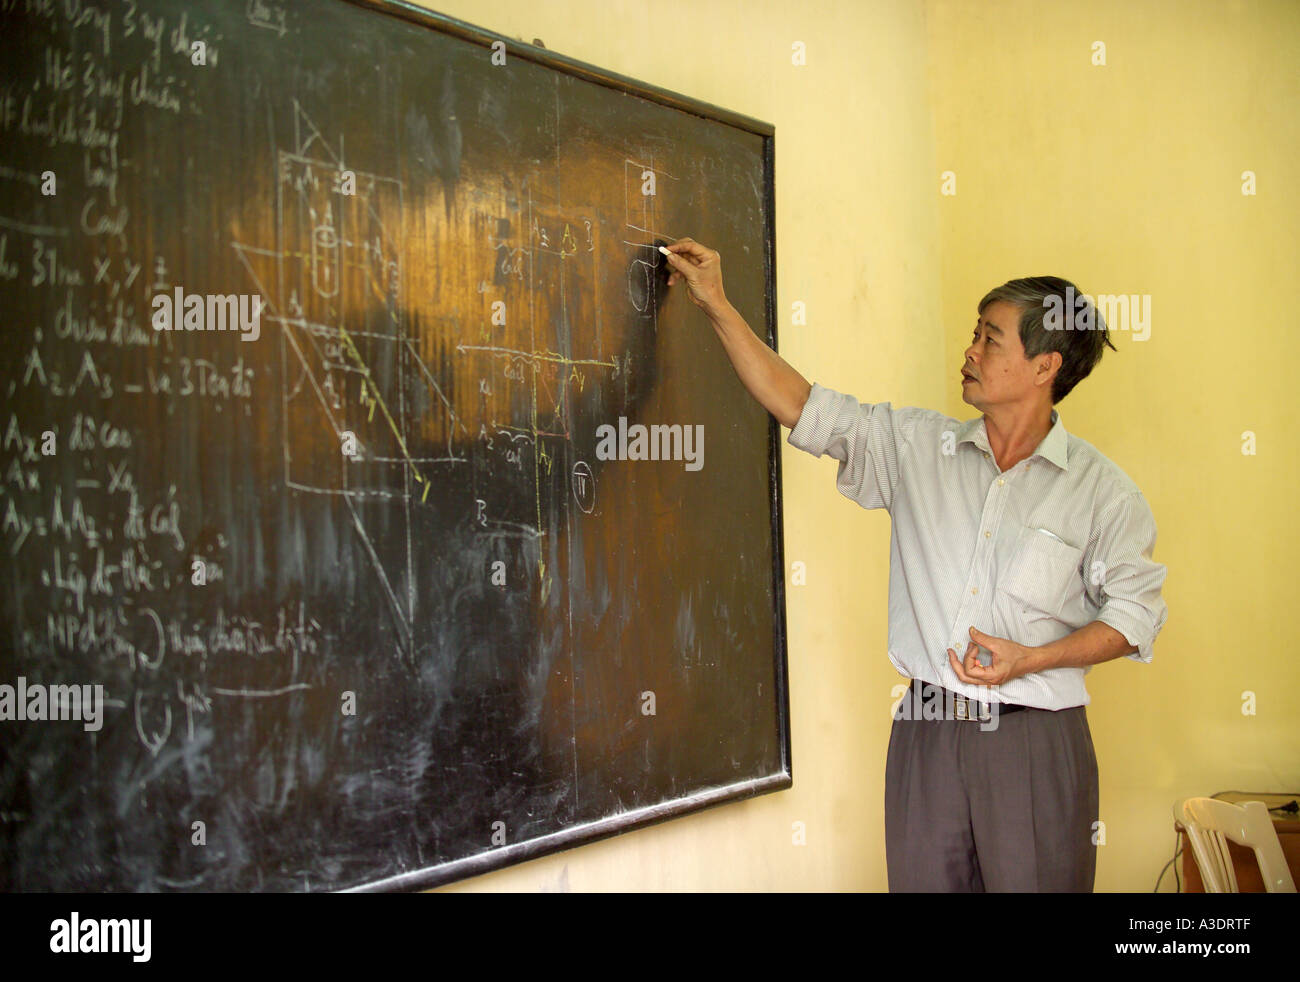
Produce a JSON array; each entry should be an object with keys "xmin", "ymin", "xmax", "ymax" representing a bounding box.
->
[{"xmin": 961, "ymin": 300, "xmax": 1052, "ymax": 411}]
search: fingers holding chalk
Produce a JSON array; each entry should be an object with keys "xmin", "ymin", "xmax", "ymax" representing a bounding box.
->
[
  {"xmin": 659, "ymin": 244, "xmax": 682, "ymax": 286},
  {"xmin": 659, "ymin": 237, "xmax": 724, "ymax": 310}
]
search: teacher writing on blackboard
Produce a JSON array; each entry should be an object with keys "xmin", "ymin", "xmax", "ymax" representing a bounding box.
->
[{"xmin": 662, "ymin": 238, "xmax": 1168, "ymax": 892}]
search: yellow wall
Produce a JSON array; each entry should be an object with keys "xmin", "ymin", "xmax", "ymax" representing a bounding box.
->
[{"xmin": 420, "ymin": 0, "xmax": 1298, "ymax": 891}]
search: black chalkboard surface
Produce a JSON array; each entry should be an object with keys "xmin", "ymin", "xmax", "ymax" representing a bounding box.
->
[{"xmin": 0, "ymin": 0, "xmax": 788, "ymax": 891}]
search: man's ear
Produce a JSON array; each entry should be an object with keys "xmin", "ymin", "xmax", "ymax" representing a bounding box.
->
[{"xmin": 1037, "ymin": 350, "xmax": 1062, "ymax": 387}]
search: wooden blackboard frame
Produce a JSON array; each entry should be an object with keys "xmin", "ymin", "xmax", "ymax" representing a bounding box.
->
[{"xmin": 331, "ymin": 0, "xmax": 791, "ymax": 892}]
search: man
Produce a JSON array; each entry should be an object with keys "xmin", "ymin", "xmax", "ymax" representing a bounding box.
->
[{"xmin": 662, "ymin": 237, "xmax": 1168, "ymax": 892}]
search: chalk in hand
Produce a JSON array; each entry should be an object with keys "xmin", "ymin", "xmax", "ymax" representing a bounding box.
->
[{"xmin": 658, "ymin": 245, "xmax": 671, "ymax": 256}]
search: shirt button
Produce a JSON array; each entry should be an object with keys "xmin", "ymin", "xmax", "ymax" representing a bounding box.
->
[
  {"xmin": 997, "ymin": 478, "xmax": 1005, "ymax": 486},
  {"xmin": 971, "ymin": 587, "xmax": 978, "ymax": 595},
  {"xmin": 984, "ymin": 530, "xmax": 991, "ymax": 538}
]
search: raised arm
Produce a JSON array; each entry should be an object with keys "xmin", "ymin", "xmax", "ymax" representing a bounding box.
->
[{"xmin": 662, "ymin": 238, "xmax": 811, "ymax": 429}]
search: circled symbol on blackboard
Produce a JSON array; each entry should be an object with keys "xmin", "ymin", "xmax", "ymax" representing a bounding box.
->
[{"xmin": 571, "ymin": 461, "xmax": 595, "ymax": 513}]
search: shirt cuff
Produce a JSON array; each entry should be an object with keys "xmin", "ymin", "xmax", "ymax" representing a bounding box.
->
[
  {"xmin": 1097, "ymin": 606, "xmax": 1156, "ymax": 663},
  {"xmin": 786, "ymin": 382, "xmax": 840, "ymax": 456}
]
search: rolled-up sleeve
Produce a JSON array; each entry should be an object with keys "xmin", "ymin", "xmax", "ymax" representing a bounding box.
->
[
  {"xmin": 1086, "ymin": 490, "xmax": 1169, "ymax": 663},
  {"xmin": 786, "ymin": 382, "xmax": 914, "ymax": 512}
]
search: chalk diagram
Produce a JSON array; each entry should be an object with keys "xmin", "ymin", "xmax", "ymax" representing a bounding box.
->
[
  {"xmin": 231, "ymin": 101, "xmax": 681, "ymax": 659},
  {"xmin": 232, "ymin": 101, "xmax": 452, "ymax": 662}
]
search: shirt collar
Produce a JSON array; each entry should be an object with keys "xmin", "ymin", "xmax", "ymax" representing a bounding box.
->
[{"xmin": 955, "ymin": 408, "xmax": 1069, "ymax": 471}]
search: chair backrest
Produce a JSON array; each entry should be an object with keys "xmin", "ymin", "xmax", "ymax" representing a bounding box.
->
[{"xmin": 1180, "ymin": 797, "xmax": 1297, "ymax": 893}]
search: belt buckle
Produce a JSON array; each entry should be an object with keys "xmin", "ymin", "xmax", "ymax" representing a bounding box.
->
[{"xmin": 953, "ymin": 692, "xmax": 991, "ymax": 723}]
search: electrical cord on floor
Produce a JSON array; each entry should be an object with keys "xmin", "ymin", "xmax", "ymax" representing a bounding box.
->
[{"xmin": 1154, "ymin": 827, "xmax": 1184, "ymax": 892}]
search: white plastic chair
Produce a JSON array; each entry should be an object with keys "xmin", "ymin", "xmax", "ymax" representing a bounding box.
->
[{"xmin": 1179, "ymin": 796, "xmax": 1297, "ymax": 893}]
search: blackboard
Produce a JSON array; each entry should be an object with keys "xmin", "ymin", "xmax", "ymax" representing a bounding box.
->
[{"xmin": 0, "ymin": 0, "xmax": 788, "ymax": 891}]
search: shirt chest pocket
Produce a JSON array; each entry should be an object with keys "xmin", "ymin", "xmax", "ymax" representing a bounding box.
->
[{"xmin": 998, "ymin": 526, "xmax": 1085, "ymax": 618}]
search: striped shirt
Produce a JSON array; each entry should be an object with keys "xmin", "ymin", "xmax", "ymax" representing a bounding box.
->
[{"xmin": 787, "ymin": 382, "xmax": 1169, "ymax": 710}]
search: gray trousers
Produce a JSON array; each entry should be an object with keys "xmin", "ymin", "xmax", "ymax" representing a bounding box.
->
[{"xmin": 884, "ymin": 679, "xmax": 1099, "ymax": 892}]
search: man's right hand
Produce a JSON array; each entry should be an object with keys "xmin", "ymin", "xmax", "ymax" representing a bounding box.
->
[
  {"xmin": 662, "ymin": 235, "xmax": 811, "ymax": 428},
  {"xmin": 662, "ymin": 237, "xmax": 729, "ymax": 317}
]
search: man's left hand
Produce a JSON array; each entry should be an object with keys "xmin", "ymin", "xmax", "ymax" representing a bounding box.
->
[{"xmin": 947, "ymin": 625, "xmax": 1041, "ymax": 686}]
